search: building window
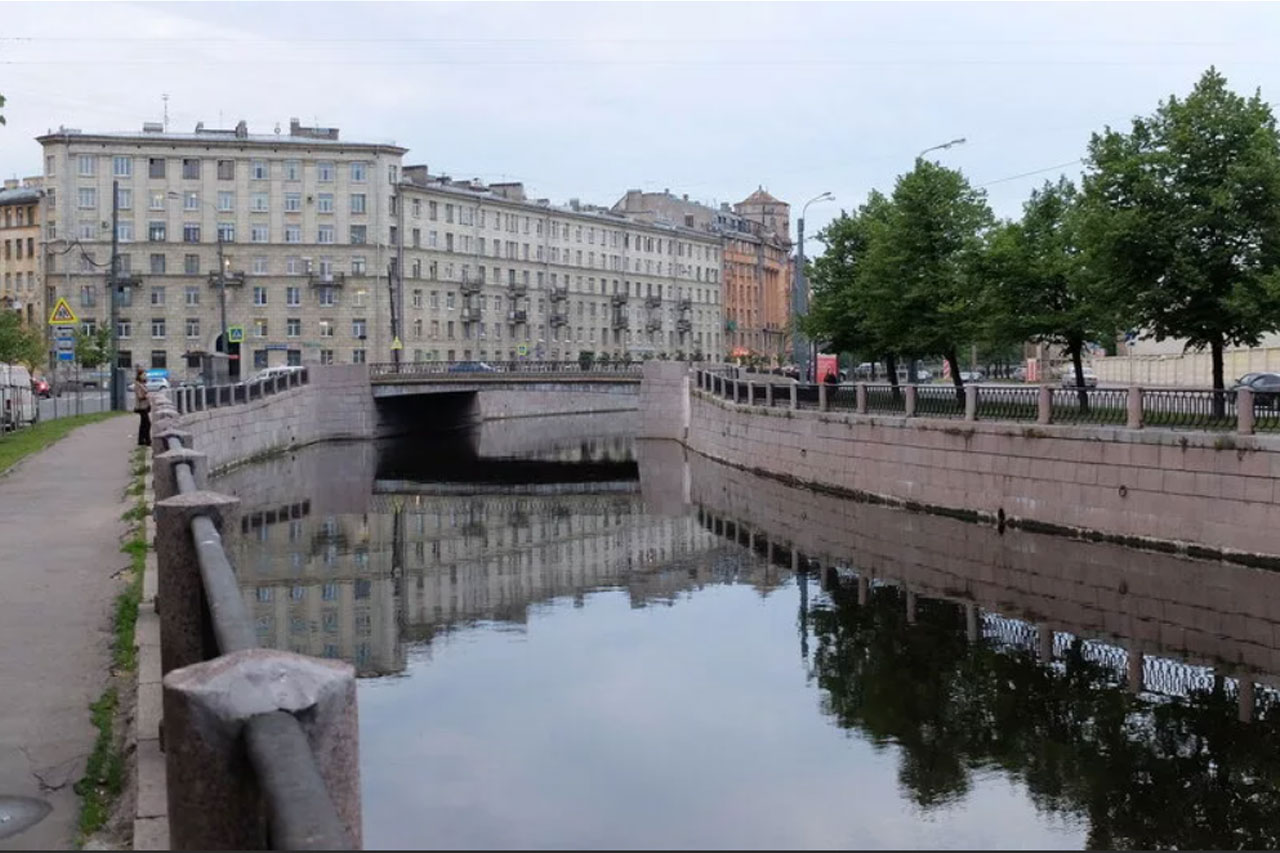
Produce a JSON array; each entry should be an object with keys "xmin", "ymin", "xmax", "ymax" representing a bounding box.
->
[
  {"xmin": 149, "ymin": 158, "xmax": 166, "ymax": 179},
  {"xmin": 184, "ymin": 285, "xmax": 200, "ymax": 306},
  {"xmin": 251, "ymin": 224, "xmax": 269, "ymax": 243},
  {"xmin": 286, "ymin": 286, "xmax": 301, "ymax": 307},
  {"xmin": 78, "ymin": 155, "xmax": 96, "ymax": 176},
  {"xmin": 350, "ymin": 161, "xmax": 366, "ymax": 182},
  {"xmin": 149, "ymin": 192, "xmax": 165, "ymax": 211},
  {"xmin": 253, "ymin": 286, "xmax": 267, "ymax": 306},
  {"xmin": 251, "ymin": 159, "xmax": 268, "ymax": 180},
  {"xmin": 350, "ymin": 193, "xmax": 366, "ymax": 214},
  {"xmin": 318, "ymin": 320, "xmax": 334, "ymax": 338},
  {"xmin": 150, "ymin": 285, "xmax": 165, "ymax": 306},
  {"xmin": 287, "ymin": 349, "xmax": 301, "ymax": 366},
  {"xmin": 117, "ymin": 319, "xmax": 132, "ymax": 339},
  {"xmin": 250, "ymin": 192, "xmax": 269, "ymax": 212},
  {"xmin": 429, "ymin": 201, "xmax": 437, "ymax": 221},
  {"xmin": 183, "ymin": 223, "xmax": 200, "ymax": 243},
  {"xmin": 285, "ymin": 193, "xmax": 301, "ymax": 212},
  {"xmin": 352, "ymin": 349, "xmax": 366, "ymax": 364},
  {"xmin": 286, "ymin": 318, "xmax": 301, "ymax": 337},
  {"xmin": 116, "ymin": 188, "xmax": 133, "ymax": 210},
  {"xmin": 78, "ymin": 188, "xmax": 96, "ymax": 209},
  {"xmin": 318, "ymin": 288, "xmax": 336, "ymax": 307},
  {"xmin": 253, "ymin": 318, "xmax": 268, "ymax": 338},
  {"xmin": 182, "ymin": 158, "xmax": 201, "ymax": 180},
  {"xmin": 317, "ymin": 161, "xmax": 334, "ymax": 182},
  {"xmin": 217, "ymin": 223, "xmax": 235, "ymax": 243},
  {"xmin": 149, "ymin": 221, "xmax": 166, "ymax": 242},
  {"xmin": 217, "ymin": 191, "xmax": 234, "ymax": 212},
  {"xmin": 254, "ymin": 350, "xmax": 268, "ymax": 370},
  {"xmin": 349, "ymin": 225, "xmax": 366, "ymax": 245},
  {"xmin": 149, "ymin": 254, "xmax": 166, "ymax": 275},
  {"xmin": 117, "ymin": 222, "xmax": 133, "ymax": 242},
  {"xmin": 284, "ymin": 160, "xmax": 300, "ymax": 181},
  {"xmin": 412, "ymin": 289, "xmax": 422, "ymax": 309},
  {"xmin": 151, "ymin": 318, "xmax": 166, "ymax": 338},
  {"xmin": 182, "ymin": 191, "xmax": 199, "ymax": 211},
  {"xmin": 80, "ymin": 285, "xmax": 97, "ymax": 308},
  {"xmin": 217, "ymin": 159, "xmax": 235, "ymax": 180},
  {"xmin": 316, "ymin": 193, "xmax": 334, "ymax": 214},
  {"xmin": 151, "ymin": 350, "xmax": 167, "ymax": 369},
  {"xmin": 351, "ymin": 318, "xmax": 367, "ymax": 338},
  {"xmin": 317, "ymin": 225, "xmax": 334, "ymax": 244},
  {"xmin": 252, "ymin": 257, "xmax": 268, "ymax": 275},
  {"xmin": 284, "ymin": 225, "xmax": 301, "ymax": 244},
  {"xmin": 319, "ymin": 349, "xmax": 334, "ymax": 365},
  {"xmin": 185, "ymin": 318, "xmax": 200, "ymax": 338}
]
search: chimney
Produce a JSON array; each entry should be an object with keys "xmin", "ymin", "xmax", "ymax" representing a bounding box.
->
[
  {"xmin": 194, "ymin": 121, "xmax": 204, "ymax": 133},
  {"xmin": 682, "ymin": 193, "xmax": 688, "ymax": 201},
  {"xmin": 290, "ymin": 117, "xmax": 302, "ymax": 136},
  {"xmin": 235, "ymin": 120, "xmax": 248, "ymax": 138}
]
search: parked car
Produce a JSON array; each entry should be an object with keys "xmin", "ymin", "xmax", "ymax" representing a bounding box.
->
[
  {"xmin": 1232, "ymin": 372, "xmax": 1280, "ymax": 408},
  {"xmin": 446, "ymin": 361, "xmax": 497, "ymax": 373},
  {"xmin": 249, "ymin": 365, "xmax": 304, "ymax": 384},
  {"xmin": 31, "ymin": 377, "xmax": 51, "ymax": 399},
  {"xmin": 1, "ymin": 363, "xmax": 37, "ymax": 431},
  {"xmin": 959, "ymin": 370, "xmax": 986, "ymax": 383},
  {"xmin": 1060, "ymin": 367, "xmax": 1098, "ymax": 388},
  {"xmin": 1012, "ymin": 366, "xmax": 1028, "ymax": 382}
]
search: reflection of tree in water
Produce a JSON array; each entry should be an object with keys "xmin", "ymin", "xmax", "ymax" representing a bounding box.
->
[{"xmin": 808, "ymin": 580, "xmax": 1280, "ymax": 850}]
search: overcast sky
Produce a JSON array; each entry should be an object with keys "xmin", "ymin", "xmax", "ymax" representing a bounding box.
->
[{"xmin": 2, "ymin": 1, "xmax": 1278, "ymax": 241}]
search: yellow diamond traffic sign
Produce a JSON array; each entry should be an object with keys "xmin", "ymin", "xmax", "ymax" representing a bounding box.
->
[
  {"xmin": 47, "ymin": 297, "xmax": 77, "ymax": 326},
  {"xmin": 390, "ymin": 336, "xmax": 403, "ymax": 351}
]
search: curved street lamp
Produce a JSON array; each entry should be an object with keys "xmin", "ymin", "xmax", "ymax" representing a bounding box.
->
[
  {"xmin": 918, "ymin": 137, "xmax": 967, "ymax": 159},
  {"xmin": 794, "ymin": 191, "xmax": 835, "ymax": 381}
]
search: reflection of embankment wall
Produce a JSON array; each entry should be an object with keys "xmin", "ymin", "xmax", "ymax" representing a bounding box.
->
[
  {"xmin": 688, "ymin": 452, "xmax": 1280, "ymax": 680},
  {"xmin": 475, "ymin": 386, "xmax": 639, "ymax": 420},
  {"xmin": 681, "ymin": 386, "xmax": 1280, "ymax": 561},
  {"xmin": 178, "ymin": 365, "xmax": 376, "ymax": 471}
]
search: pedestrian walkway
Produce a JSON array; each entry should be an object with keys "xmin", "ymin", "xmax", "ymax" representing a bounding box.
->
[{"xmin": 0, "ymin": 416, "xmax": 134, "ymax": 849}]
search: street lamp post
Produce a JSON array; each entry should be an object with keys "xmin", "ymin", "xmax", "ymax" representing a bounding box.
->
[
  {"xmin": 793, "ymin": 191, "xmax": 834, "ymax": 383},
  {"xmin": 918, "ymin": 137, "xmax": 967, "ymax": 159}
]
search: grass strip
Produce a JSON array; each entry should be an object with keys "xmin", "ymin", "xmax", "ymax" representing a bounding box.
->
[
  {"xmin": 0, "ymin": 411, "xmax": 123, "ymax": 475},
  {"xmin": 75, "ymin": 446, "xmax": 146, "ymax": 846}
]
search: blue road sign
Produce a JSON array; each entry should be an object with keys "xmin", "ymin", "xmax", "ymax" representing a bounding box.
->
[{"xmin": 57, "ymin": 351, "xmax": 74, "ymax": 361}]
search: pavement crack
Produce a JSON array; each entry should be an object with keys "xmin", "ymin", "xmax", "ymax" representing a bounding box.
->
[{"xmin": 18, "ymin": 746, "xmax": 80, "ymax": 793}]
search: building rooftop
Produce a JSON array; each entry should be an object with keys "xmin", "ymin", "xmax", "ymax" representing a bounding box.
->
[
  {"xmin": 0, "ymin": 187, "xmax": 42, "ymax": 207},
  {"xmin": 739, "ymin": 187, "xmax": 787, "ymax": 207},
  {"xmin": 36, "ymin": 118, "xmax": 406, "ymax": 153}
]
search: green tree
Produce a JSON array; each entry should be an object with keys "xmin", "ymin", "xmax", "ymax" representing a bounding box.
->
[
  {"xmin": 1082, "ymin": 67, "xmax": 1280, "ymax": 396},
  {"xmin": 74, "ymin": 326, "xmax": 112, "ymax": 370},
  {"xmin": 0, "ymin": 311, "xmax": 45, "ymax": 367},
  {"xmin": 861, "ymin": 160, "xmax": 994, "ymax": 398},
  {"xmin": 979, "ymin": 177, "xmax": 1121, "ymax": 401}
]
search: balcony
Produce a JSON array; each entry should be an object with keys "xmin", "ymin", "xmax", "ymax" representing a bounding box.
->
[
  {"xmin": 610, "ymin": 293, "xmax": 629, "ymax": 307},
  {"xmin": 460, "ymin": 277, "xmax": 483, "ymax": 295},
  {"xmin": 508, "ymin": 281, "xmax": 528, "ymax": 296},
  {"xmin": 206, "ymin": 271, "xmax": 245, "ymax": 288},
  {"xmin": 550, "ymin": 311, "xmax": 569, "ymax": 327},
  {"xmin": 678, "ymin": 297, "xmax": 692, "ymax": 312},
  {"xmin": 307, "ymin": 272, "xmax": 346, "ymax": 288},
  {"xmin": 645, "ymin": 319, "xmax": 663, "ymax": 333},
  {"xmin": 507, "ymin": 309, "xmax": 528, "ymax": 323},
  {"xmin": 550, "ymin": 285, "xmax": 569, "ymax": 301},
  {"xmin": 461, "ymin": 307, "xmax": 482, "ymax": 322},
  {"xmin": 676, "ymin": 318, "xmax": 692, "ymax": 332},
  {"xmin": 644, "ymin": 295, "xmax": 662, "ymax": 309},
  {"xmin": 611, "ymin": 312, "xmax": 629, "ymax": 330}
]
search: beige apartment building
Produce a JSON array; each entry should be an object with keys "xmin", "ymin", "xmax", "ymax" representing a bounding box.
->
[
  {"xmin": 397, "ymin": 170, "xmax": 724, "ymax": 363},
  {"xmin": 35, "ymin": 119, "xmax": 725, "ymax": 378},
  {"xmin": 38, "ymin": 120, "xmax": 406, "ymax": 380},
  {"xmin": 0, "ymin": 177, "xmax": 45, "ymax": 327}
]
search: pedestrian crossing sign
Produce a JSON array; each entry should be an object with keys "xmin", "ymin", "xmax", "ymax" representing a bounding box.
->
[{"xmin": 47, "ymin": 297, "xmax": 77, "ymax": 325}]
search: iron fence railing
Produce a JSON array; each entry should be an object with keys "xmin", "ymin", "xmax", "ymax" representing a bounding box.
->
[
  {"xmin": 795, "ymin": 384, "xmax": 821, "ymax": 410},
  {"xmin": 865, "ymin": 383, "xmax": 906, "ymax": 415},
  {"xmin": 1142, "ymin": 388, "xmax": 1236, "ymax": 431},
  {"xmin": 828, "ymin": 385, "xmax": 859, "ymax": 410},
  {"xmin": 369, "ymin": 360, "xmax": 643, "ymax": 378},
  {"xmin": 975, "ymin": 385, "xmax": 1041, "ymax": 422},
  {"xmin": 750, "ymin": 383, "xmax": 768, "ymax": 406},
  {"xmin": 1255, "ymin": 396, "xmax": 1280, "ymax": 433},
  {"xmin": 915, "ymin": 384, "xmax": 965, "ymax": 418},
  {"xmin": 172, "ymin": 368, "xmax": 308, "ymax": 414},
  {"xmin": 1050, "ymin": 387, "xmax": 1128, "ymax": 425}
]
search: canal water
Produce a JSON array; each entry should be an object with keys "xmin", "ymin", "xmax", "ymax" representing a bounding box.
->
[{"xmin": 214, "ymin": 413, "xmax": 1280, "ymax": 850}]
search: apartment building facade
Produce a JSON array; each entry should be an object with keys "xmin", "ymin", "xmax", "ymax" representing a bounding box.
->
[
  {"xmin": 613, "ymin": 187, "xmax": 792, "ymax": 365},
  {"xmin": 397, "ymin": 170, "xmax": 724, "ymax": 364},
  {"xmin": 0, "ymin": 177, "xmax": 45, "ymax": 327},
  {"xmin": 38, "ymin": 120, "xmax": 406, "ymax": 380}
]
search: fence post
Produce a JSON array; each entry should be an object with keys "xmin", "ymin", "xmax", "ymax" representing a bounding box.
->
[
  {"xmin": 162, "ymin": 648, "xmax": 361, "ymax": 850},
  {"xmin": 964, "ymin": 385, "xmax": 978, "ymax": 421},
  {"xmin": 746, "ymin": 381, "xmax": 755, "ymax": 407},
  {"xmin": 1126, "ymin": 386, "xmax": 1144, "ymax": 430},
  {"xmin": 152, "ymin": 447, "xmax": 209, "ymax": 502},
  {"xmin": 1037, "ymin": 386, "xmax": 1053, "ymax": 425},
  {"xmin": 152, "ymin": 427, "xmax": 194, "ymax": 459},
  {"xmin": 1237, "ymin": 387, "xmax": 1255, "ymax": 435},
  {"xmin": 818, "ymin": 382, "xmax": 829, "ymax": 412},
  {"xmin": 732, "ymin": 380, "xmax": 741, "ymax": 405},
  {"xmin": 790, "ymin": 382, "xmax": 798, "ymax": 410},
  {"xmin": 904, "ymin": 384, "xmax": 917, "ymax": 417},
  {"xmin": 765, "ymin": 382, "xmax": 774, "ymax": 407},
  {"xmin": 856, "ymin": 382, "xmax": 867, "ymax": 414},
  {"xmin": 152, "ymin": 491, "xmax": 241, "ymax": 676}
]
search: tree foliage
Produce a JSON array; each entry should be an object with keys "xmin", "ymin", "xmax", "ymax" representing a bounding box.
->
[
  {"xmin": 1081, "ymin": 66, "xmax": 1280, "ymax": 391},
  {"xmin": 0, "ymin": 311, "xmax": 45, "ymax": 367},
  {"xmin": 74, "ymin": 327, "xmax": 112, "ymax": 370}
]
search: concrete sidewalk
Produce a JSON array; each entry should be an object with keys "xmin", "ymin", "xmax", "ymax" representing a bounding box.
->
[{"xmin": 0, "ymin": 416, "xmax": 135, "ymax": 849}]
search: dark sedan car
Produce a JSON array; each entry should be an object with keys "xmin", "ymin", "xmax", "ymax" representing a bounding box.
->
[
  {"xmin": 1232, "ymin": 372, "xmax": 1280, "ymax": 408},
  {"xmin": 446, "ymin": 361, "xmax": 497, "ymax": 373}
]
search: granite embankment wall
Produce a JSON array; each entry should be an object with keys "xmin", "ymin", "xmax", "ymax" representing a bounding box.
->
[
  {"xmin": 475, "ymin": 385, "xmax": 638, "ymax": 420},
  {"xmin": 640, "ymin": 368, "xmax": 1280, "ymax": 561},
  {"xmin": 686, "ymin": 450, "xmax": 1280, "ymax": 679},
  {"xmin": 176, "ymin": 365, "xmax": 376, "ymax": 472}
]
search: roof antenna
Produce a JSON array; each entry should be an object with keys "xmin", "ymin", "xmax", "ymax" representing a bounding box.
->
[{"xmin": 162, "ymin": 93, "xmax": 169, "ymax": 132}]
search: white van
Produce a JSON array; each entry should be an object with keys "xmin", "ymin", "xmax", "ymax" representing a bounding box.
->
[{"xmin": 0, "ymin": 363, "xmax": 37, "ymax": 432}]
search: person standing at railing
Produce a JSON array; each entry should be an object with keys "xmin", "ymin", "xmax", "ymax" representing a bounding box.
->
[{"xmin": 133, "ymin": 366, "xmax": 151, "ymax": 447}]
